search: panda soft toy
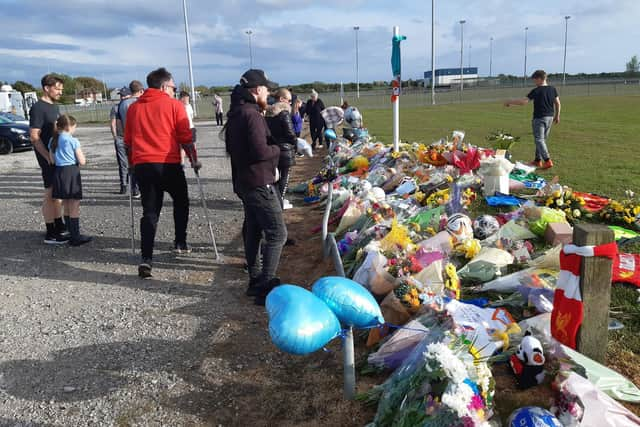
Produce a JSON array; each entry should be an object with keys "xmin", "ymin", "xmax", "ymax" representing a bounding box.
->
[{"xmin": 509, "ymin": 330, "xmax": 546, "ymax": 389}]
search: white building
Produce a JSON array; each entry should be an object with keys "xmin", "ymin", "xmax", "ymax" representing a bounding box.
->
[{"xmin": 424, "ymin": 67, "xmax": 479, "ymax": 87}]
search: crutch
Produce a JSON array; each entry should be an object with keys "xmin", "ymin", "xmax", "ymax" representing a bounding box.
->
[
  {"xmin": 194, "ymin": 169, "xmax": 220, "ymax": 260},
  {"xmin": 128, "ymin": 173, "xmax": 135, "ymax": 254}
]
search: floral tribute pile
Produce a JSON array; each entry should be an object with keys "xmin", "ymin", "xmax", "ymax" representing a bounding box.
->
[{"xmin": 290, "ymin": 128, "xmax": 640, "ymax": 426}]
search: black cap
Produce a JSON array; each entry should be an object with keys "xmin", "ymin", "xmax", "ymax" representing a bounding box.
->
[
  {"xmin": 240, "ymin": 69, "xmax": 278, "ymax": 89},
  {"xmin": 119, "ymin": 86, "xmax": 132, "ymax": 97}
]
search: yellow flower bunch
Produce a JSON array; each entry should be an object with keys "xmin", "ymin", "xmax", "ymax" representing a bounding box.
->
[
  {"xmin": 453, "ymin": 238, "xmax": 481, "ymax": 259},
  {"xmin": 379, "ymin": 219, "xmax": 413, "ymax": 252},
  {"xmin": 600, "ymin": 198, "xmax": 640, "ymax": 227},
  {"xmin": 541, "ymin": 188, "xmax": 585, "ymax": 223},
  {"xmin": 414, "ymin": 191, "xmax": 427, "ymax": 204},
  {"xmin": 423, "ymin": 188, "xmax": 450, "ymax": 207},
  {"xmin": 395, "ymin": 281, "xmax": 421, "ymax": 311},
  {"xmin": 445, "ymin": 263, "xmax": 461, "ymax": 300}
]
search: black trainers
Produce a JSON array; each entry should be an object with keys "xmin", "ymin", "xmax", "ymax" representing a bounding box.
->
[
  {"xmin": 69, "ymin": 235, "xmax": 92, "ymax": 246},
  {"xmin": 245, "ymin": 276, "xmax": 264, "ymax": 297},
  {"xmin": 44, "ymin": 233, "xmax": 70, "ymax": 245},
  {"xmin": 174, "ymin": 242, "xmax": 192, "ymax": 254},
  {"xmin": 138, "ymin": 259, "xmax": 152, "ymax": 278},
  {"xmin": 119, "ymin": 185, "xmax": 128, "ymax": 195},
  {"xmin": 254, "ymin": 278, "xmax": 281, "ymax": 306},
  {"xmin": 132, "ymin": 190, "xmax": 141, "ymax": 199}
]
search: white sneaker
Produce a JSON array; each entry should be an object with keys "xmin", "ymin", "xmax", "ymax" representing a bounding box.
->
[{"xmin": 283, "ymin": 199, "xmax": 293, "ymax": 210}]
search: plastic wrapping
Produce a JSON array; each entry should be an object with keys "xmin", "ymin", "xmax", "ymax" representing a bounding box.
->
[
  {"xmin": 482, "ymin": 267, "xmax": 559, "ymax": 293},
  {"xmin": 352, "ymin": 247, "xmax": 398, "ymax": 297}
]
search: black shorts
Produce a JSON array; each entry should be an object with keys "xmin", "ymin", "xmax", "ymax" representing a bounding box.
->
[
  {"xmin": 35, "ymin": 151, "xmax": 55, "ymax": 189},
  {"xmin": 52, "ymin": 165, "xmax": 83, "ymax": 200}
]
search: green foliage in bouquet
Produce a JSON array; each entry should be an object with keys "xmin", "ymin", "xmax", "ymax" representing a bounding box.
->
[{"xmin": 486, "ymin": 129, "xmax": 520, "ymax": 151}]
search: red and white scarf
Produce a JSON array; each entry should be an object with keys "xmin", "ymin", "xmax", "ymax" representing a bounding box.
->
[{"xmin": 551, "ymin": 242, "xmax": 617, "ymax": 348}]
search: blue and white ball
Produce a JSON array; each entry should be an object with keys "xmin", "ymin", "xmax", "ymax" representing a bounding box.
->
[
  {"xmin": 472, "ymin": 214, "xmax": 500, "ymax": 240},
  {"xmin": 507, "ymin": 406, "xmax": 563, "ymax": 427}
]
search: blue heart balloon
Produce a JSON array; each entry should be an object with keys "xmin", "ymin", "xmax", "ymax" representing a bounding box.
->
[
  {"xmin": 266, "ymin": 285, "xmax": 341, "ymax": 355},
  {"xmin": 312, "ymin": 276, "xmax": 384, "ymax": 328}
]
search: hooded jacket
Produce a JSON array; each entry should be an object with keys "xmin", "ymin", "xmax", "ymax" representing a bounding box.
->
[
  {"xmin": 124, "ymin": 88, "xmax": 193, "ymax": 166},
  {"xmin": 265, "ymin": 101, "xmax": 296, "ymax": 168},
  {"xmin": 225, "ymin": 85, "xmax": 279, "ymax": 195}
]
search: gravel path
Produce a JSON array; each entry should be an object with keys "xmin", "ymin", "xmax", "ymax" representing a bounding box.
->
[{"xmin": 0, "ymin": 122, "xmax": 252, "ymax": 426}]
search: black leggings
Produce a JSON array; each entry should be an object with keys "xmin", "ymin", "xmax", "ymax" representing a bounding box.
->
[{"xmin": 135, "ymin": 163, "xmax": 189, "ymax": 260}]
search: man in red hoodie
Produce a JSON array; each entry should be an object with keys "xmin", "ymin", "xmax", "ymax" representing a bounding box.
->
[{"xmin": 124, "ymin": 67, "xmax": 201, "ymax": 278}]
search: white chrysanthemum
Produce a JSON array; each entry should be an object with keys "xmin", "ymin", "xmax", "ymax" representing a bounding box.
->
[
  {"xmin": 442, "ymin": 383, "xmax": 474, "ymax": 417},
  {"xmin": 424, "ymin": 343, "xmax": 467, "ymax": 384}
]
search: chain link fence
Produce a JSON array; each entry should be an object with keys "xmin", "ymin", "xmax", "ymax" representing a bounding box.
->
[{"xmin": 61, "ymin": 78, "xmax": 640, "ymax": 123}]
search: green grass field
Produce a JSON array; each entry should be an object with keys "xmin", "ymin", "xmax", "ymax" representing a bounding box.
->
[{"xmin": 364, "ymin": 95, "xmax": 640, "ymax": 200}]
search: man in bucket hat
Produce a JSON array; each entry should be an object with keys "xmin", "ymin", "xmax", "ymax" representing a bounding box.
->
[{"xmin": 225, "ymin": 69, "xmax": 287, "ymax": 305}]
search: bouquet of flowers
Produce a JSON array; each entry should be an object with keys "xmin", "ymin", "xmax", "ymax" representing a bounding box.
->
[
  {"xmin": 485, "ymin": 129, "xmax": 520, "ymax": 151},
  {"xmin": 362, "ymin": 333, "xmax": 495, "ymax": 427},
  {"xmin": 599, "ymin": 191, "xmax": 640, "ymax": 230},
  {"xmin": 540, "ymin": 187, "xmax": 587, "ymax": 223},
  {"xmin": 385, "ymin": 252, "xmax": 424, "ymax": 278},
  {"xmin": 417, "ymin": 143, "xmax": 449, "ymax": 166},
  {"xmin": 394, "ymin": 279, "xmax": 422, "ymax": 313}
]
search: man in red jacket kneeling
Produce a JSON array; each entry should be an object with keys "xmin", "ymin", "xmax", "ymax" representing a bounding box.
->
[{"xmin": 124, "ymin": 67, "xmax": 201, "ymax": 278}]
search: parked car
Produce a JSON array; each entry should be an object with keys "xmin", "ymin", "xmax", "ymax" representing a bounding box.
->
[
  {"xmin": 0, "ymin": 115, "xmax": 32, "ymax": 154},
  {"xmin": 0, "ymin": 112, "xmax": 29, "ymax": 125}
]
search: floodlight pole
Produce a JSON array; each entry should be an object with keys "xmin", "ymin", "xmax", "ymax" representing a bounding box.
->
[
  {"xmin": 431, "ymin": 0, "xmax": 435, "ymax": 105},
  {"xmin": 246, "ymin": 30, "xmax": 254, "ymax": 69},
  {"xmin": 182, "ymin": 0, "xmax": 197, "ymax": 116},
  {"xmin": 523, "ymin": 27, "xmax": 528, "ymax": 87},
  {"xmin": 459, "ymin": 20, "xmax": 465, "ymax": 102},
  {"xmin": 562, "ymin": 16, "xmax": 571, "ymax": 86},
  {"xmin": 354, "ymin": 26, "xmax": 360, "ymax": 99},
  {"xmin": 489, "ymin": 37, "xmax": 493, "ymax": 78}
]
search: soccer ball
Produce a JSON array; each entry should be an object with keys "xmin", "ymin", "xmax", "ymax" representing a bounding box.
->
[
  {"xmin": 507, "ymin": 406, "xmax": 563, "ymax": 427},
  {"xmin": 472, "ymin": 215, "xmax": 500, "ymax": 240},
  {"xmin": 446, "ymin": 213, "xmax": 473, "ymax": 243},
  {"xmin": 344, "ymin": 107, "xmax": 363, "ymax": 128}
]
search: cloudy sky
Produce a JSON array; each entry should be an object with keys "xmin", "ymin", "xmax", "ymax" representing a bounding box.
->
[{"xmin": 1, "ymin": 0, "xmax": 638, "ymax": 89}]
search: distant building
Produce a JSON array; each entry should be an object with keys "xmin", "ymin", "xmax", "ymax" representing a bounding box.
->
[{"xmin": 424, "ymin": 67, "xmax": 478, "ymax": 87}]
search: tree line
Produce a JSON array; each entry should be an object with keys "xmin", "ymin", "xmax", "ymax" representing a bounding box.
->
[{"xmin": 3, "ymin": 56, "xmax": 639, "ymax": 102}]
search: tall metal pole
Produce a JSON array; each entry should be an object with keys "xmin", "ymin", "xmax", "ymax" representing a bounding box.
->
[
  {"xmin": 523, "ymin": 26, "xmax": 528, "ymax": 87},
  {"xmin": 562, "ymin": 16, "xmax": 571, "ymax": 86},
  {"xmin": 489, "ymin": 37, "xmax": 493, "ymax": 78},
  {"xmin": 354, "ymin": 26, "xmax": 360, "ymax": 99},
  {"xmin": 459, "ymin": 20, "xmax": 465, "ymax": 102},
  {"xmin": 468, "ymin": 44, "xmax": 471, "ymax": 68},
  {"xmin": 182, "ymin": 0, "xmax": 197, "ymax": 116},
  {"xmin": 392, "ymin": 26, "xmax": 400, "ymax": 152},
  {"xmin": 245, "ymin": 30, "xmax": 253, "ymax": 69},
  {"xmin": 430, "ymin": 0, "xmax": 435, "ymax": 105}
]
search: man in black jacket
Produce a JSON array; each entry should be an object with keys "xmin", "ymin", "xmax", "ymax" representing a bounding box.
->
[
  {"xmin": 305, "ymin": 89, "xmax": 325, "ymax": 149},
  {"xmin": 225, "ymin": 69, "xmax": 286, "ymax": 305}
]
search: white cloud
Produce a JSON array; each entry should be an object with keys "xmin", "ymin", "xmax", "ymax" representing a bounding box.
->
[{"xmin": 1, "ymin": 0, "xmax": 639, "ymax": 87}]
